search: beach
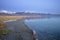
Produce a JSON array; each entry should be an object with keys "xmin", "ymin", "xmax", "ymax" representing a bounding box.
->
[
  {"xmin": 3, "ymin": 19, "xmax": 34, "ymax": 40},
  {"xmin": 0, "ymin": 15, "xmax": 37, "ymax": 40}
]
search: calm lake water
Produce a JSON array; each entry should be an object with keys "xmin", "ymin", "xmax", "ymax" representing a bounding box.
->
[{"xmin": 24, "ymin": 17, "xmax": 60, "ymax": 40}]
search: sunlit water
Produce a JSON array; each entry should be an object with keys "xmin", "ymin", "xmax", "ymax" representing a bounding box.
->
[{"xmin": 24, "ymin": 17, "xmax": 60, "ymax": 40}]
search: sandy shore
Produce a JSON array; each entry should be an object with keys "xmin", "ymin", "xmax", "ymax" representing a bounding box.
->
[{"xmin": 2, "ymin": 19, "xmax": 34, "ymax": 40}]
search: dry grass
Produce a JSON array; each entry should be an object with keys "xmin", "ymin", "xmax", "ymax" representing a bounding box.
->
[
  {"xmin": 0, "ymin": 16, "xmax": 26, "ymax": 29},
  {"xmin": 0, "ymin": 16, "xmax": 26, "ymax": 21}
]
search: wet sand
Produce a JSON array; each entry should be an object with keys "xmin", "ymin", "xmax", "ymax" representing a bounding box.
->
[{"xmin": 3, "ymin": 19, "xmax": 34, "ymax": 40}]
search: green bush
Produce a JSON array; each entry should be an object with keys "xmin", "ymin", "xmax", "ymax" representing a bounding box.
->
[{"xmin": 0, "ymin": 29, "xmax": 10, "ymax": 40}]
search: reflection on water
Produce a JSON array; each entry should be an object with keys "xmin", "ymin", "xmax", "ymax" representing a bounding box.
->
[{"xmin": 24, "ymin": 17, "xmax": 60, "ymax": 40}]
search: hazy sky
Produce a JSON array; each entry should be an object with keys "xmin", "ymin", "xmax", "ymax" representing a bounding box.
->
[{"xmin": 0, "ymin": 0, "xmax": 60, "ymax": 14}]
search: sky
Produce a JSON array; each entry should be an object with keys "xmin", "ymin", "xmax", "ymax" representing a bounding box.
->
[{"xmin": 0, "ymin": 0, "xmax": 60, "ymax": 14}]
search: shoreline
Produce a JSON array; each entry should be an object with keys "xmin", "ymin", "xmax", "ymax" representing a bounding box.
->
[{"xmin": 2, "ymin": 19, "xmax": 35, "ymax": 40}]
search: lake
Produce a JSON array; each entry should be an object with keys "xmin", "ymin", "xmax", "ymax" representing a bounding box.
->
[{"xmin": 24, "ymin": 17, "xmax": 60, "ymax": 40}]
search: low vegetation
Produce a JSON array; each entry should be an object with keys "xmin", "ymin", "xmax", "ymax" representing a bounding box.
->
[
  {"xmin": 0, "ymin": 16, "xmax": 25, "ymax": 28},
  {"xmin": 0, "ymin": 16, "xmax": 26, "ymax": 21}
]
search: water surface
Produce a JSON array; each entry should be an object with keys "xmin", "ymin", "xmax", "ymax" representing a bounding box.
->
[{"xmin": 24, "ymin": 17, "xmax": 60, "ymax": 40}]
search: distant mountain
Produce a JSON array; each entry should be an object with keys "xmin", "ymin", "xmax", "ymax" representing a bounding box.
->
[
  {"xmin": 16, "ymin": 12, "xmax": 60, "ymax": 17},
  {"xmin": 16, "ymin": 12, "xmax": 49, "ymax": 15},
  {"xmin": 0, "ymin": 10, "xmax": 16, "ymax": 14},
  {"xmin": 0, "ymin": 10, "xmax": 16, "ymax": 15},
  {"xmin": 0, "ymin": 10, "xmax": 60, "ymax": 16}
]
